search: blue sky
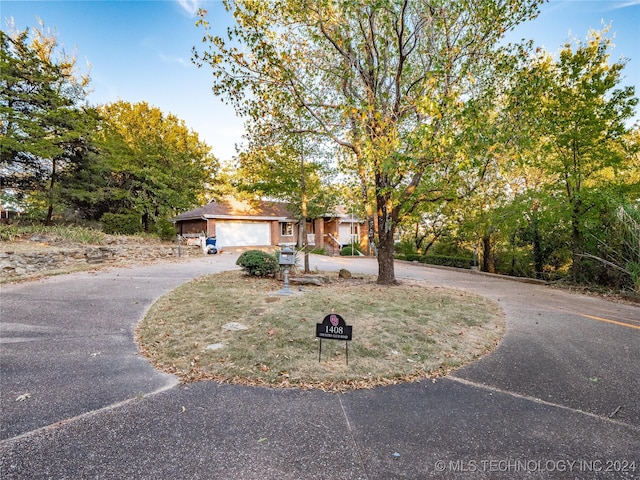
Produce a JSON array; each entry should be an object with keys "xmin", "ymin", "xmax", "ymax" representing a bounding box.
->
[{"xmin": 2, "ymin": 0, "xmax": 639, "ymax": 162}]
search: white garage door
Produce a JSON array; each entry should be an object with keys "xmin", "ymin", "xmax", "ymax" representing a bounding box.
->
[{"xmin": 215, "ymin": 221, "xmax": 271, "ymax": 247}]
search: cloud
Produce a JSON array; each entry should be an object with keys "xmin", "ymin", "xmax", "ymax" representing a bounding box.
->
[
  {"xmin": 176, "ymin": 0, "xmax": 202, "ymax": 16},
  {"xmin": 604, "ymin": 0, "xmax": 640, "ymax": 10}
]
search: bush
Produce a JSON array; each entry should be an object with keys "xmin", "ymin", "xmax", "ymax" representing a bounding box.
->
[
  {"xmin": 100, "ymin": 213, "xmax": 142, "ymax": 235},
  {"xmin": 0, "ymin": 224, "xmax": 106, "ymax": 243},
  {"xmin": 395, "ymin": 253, "xmax": 422, "ymax": 262},
  {"xmin": 340, "ymin": 243, "xmax": 363, "ymax": 256},
  {"xmin": 421, "ymin": 254, "xmax": 473, "ymax": 269},
  {"xmin": 154, "ymin": 218, "xmax": 177, "ymax": 241},
  {"xmin": 0, "ymin": 225, "xmax": 21, "ymax": 241},
  {"xmin": 394, "ymin": 239, "xmax": 418, "ymax": 256},
  {"xmin": 236, "ymin": 250, "xmax": 279, "ymax": 277},
  {"xmin": 395, "ymin": 253, "xmax": 473, "ymax": 269}
]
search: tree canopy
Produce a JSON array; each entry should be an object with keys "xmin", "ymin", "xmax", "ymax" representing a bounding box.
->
[
  {"xmin": 503, "ymin": 27, "xmax": 638, "ymax": 283},
  {"xmin": 1, "ymin": 23, "xmax": 93, "ymax": 224},
  {"xmin": 194, "ymin": 0, "xmax": 544, "ymax": 284},
  {"xmin": 93, "ymin": 100, "xmax": 218, "ymax": 232}
]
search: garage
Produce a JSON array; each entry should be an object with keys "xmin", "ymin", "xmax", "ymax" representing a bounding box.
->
[{"xmin": 215, "ymin": 221, "xmax": 271, "ymax": 247}]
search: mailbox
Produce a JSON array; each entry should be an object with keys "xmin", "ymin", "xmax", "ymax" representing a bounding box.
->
[{"xmin": 278, "ymin": 246, "xmax": 297, "ymax": 266}]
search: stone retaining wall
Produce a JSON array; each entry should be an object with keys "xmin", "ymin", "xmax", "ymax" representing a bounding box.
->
[{"xmin": 0, "ymin": 242, "xmax": 204, "ymax": 280}]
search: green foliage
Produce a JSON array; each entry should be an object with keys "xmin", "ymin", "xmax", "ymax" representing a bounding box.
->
[
  {"xmin": 504, "ymin": 27, "xmax": 638, "ymax": 283},
  {"xmin": 154, "ymin": 218, "xmax": 177, "ymax": 241},
  {"xmin": 85, "ymin": 101, "xmax": 218, "ymax": 231},
  {"xmin": 340, "ymin": 243, "xmax": 363, "ymax": 256},
  {"xmin": 0, "ymin": 225, "xmax": 21, "ymax": 241},
  {"xmin": 100, "ymin": 213, "xmax": 142, "ymax": 235},
  {"xmin": 1, "ymin": 25, "xmax": 94, "ymax": 224},
  {"xmin": 395, "ymin": 253, "xmax": 474, "ymax": 270},
  {"xmin": 423, "ymin": 255, "xmax": 473, "ymax": 271},
  {"xmin": 0, "ymin": 224, "xmax": 106, "ymax": 243},
  {"xmin": 394, "ymin": 239, "xmax": 418, "ymax": 256},
  {"xmin": 194, "ymin": 0, "xmax": 543, "ymax": 284},
  {"xmin": 236, "ymin": 250, "xmax": 279, "ymax": 277}
]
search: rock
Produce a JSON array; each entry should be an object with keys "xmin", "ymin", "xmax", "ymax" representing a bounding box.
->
[
  {"xmin": 222, "ymin": 322, "xmax": 248, "ymax": 331},
  {"xmin": 0, "ymin": 240, "xmax": 194, "ymax": 281},
  {"xmin": 289, "ymin": 275, "xmax": 331, "ymax": 286},
  {"xmin": 338, "ymin": 268, "xmax": 352, "ymax": 279}
]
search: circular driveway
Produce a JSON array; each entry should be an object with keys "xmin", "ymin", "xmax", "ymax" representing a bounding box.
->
[{"xmin": 1, "ymin": 254, "xmax": 639, "ymax": 479}]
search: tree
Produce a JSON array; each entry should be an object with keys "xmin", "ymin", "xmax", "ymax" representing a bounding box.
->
[
  {"xmin": 506, "ymin": 27, "xmax": 638, "ymax": 282},
  {"xmin": 235, "ymin": 124, "xmax": 340, "ymax": 272},
  {"xmin": 1, "ymin": 22, "xmax": 93, "ymax": 224},
  {"xmin": 194, "ymin": 0, "xmax": 542, "ymax": 284},
  {"xmin": 94, "ymin": 101, "xmax": 217, "ymax": 231}
]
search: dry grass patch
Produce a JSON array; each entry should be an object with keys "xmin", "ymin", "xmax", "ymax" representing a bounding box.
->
[{"xmin": 136, "ymin": 270, "xmax": 504, "ymax": 391}]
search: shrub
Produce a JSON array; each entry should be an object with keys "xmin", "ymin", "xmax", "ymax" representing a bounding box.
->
[
  {"xmin": 395, "ymin": 253, "xmax": 473, "ymax": 269},
  {"xmin": 0, "ymin": 224, "xmax": 106, "ymax": 243},
  {"xmin": 100, "ymin": 213, "xmax": 142, "ymax": 235},
  {"xmin": 340, "ymin": 243, "xmax": 363, "ymax": 256},
  {"xmin": 395, "ymin": 253, "xmax": 422, "ymax": 262},
  {"xmin": 421, "ymin": 254, "xmax": 473, "ymax": 269},
  {"xmin": 154, "ymin": 218, "xmax": 177, "ymax": 241},
  {"xmin": 0, "ymin": 225, "xmax": 21, "ymax": 241},
  {"xmin": 236, "ymin": 250, "xmax": 279, "ymax": 277},
  {"xmin": 395, "ymin": 239, "xmax": 418, "ymax": 256}
]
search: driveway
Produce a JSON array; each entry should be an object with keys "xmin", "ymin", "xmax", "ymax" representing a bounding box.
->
[{"xmin": 1, "ymin": 254, "xmax": 638, "ymax": 479}]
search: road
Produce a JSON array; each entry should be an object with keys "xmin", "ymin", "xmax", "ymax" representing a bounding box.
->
[{"xmin": 1, "ymin": 254, "xmax": 638, "ymax": 479}]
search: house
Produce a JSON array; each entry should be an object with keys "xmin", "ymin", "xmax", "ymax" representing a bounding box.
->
[{"xmin": 173, "ymin": 198, "xmax": 367, "ymax": 254}]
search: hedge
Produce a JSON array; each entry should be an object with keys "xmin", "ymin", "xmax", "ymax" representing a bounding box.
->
[{"xmin": 396, "ymin": 253, "xmax": 474, "ymax": 269}]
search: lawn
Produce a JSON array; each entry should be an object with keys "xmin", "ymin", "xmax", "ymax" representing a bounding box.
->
[{"xmin": 137, "ymin": 270, "xmax": 505, "ymax": 391}]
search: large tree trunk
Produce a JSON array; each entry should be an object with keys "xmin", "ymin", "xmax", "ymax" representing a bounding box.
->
[
  {"xmin": 376, "ymin": 197, "xmax": 397, "ymax": 285},
  {"xmin": 482, "ymin": 233, "xmax": 495, "ymax": 273},
  {"xmin": 377, "ymin": 228, "xmax": 397, "ymax": 285}
]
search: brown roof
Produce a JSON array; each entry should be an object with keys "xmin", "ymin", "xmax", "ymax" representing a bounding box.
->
[
  {"xmin": 174, "ymin": 198, "xmax": 295, "ymax": 222},
  {"xmin": 174, "ymin": 198, "xmax": 365, "ymax": 223}
]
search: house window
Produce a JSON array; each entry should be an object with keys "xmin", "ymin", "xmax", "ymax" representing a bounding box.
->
[{"xmin": 281, "ymin": 222, "xmax": 294, "ymax": 236}]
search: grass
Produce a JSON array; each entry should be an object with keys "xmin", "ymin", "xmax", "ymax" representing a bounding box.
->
[
  {"xmin": 0, "ymin": 224, "xmax": 107, "ymax": 243},
  {"xmin": 136, "ymin": 270, "xmax": 505, "ymax": 391}
]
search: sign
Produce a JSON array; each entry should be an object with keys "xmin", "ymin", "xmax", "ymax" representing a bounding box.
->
[
  {"xmin": 316, "ymin": 313, "xmax": 352, "ymax": 341},
  {"xmin": 316, "ymin": 314, "xmax": 352, "ymax": 365}
]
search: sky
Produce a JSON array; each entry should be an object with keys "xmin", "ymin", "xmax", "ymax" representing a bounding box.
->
[{"xmin": 2, "ymin": 0, "xmax": 639, "ymax": 162}]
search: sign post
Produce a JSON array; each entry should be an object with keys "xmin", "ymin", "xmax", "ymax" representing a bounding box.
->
[{"xmin": 316, "ymin": 313, "xmax": 353, "ymax": 365}]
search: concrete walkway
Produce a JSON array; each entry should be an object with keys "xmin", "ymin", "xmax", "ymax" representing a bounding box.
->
[{"xmin": 1, "ymin": 254, "xmax": 639, "ymax": 479}]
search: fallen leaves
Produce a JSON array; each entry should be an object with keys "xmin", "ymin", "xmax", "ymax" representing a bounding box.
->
[{"xmin": 137, "ymin": 270, "xmax": 504, "ymax": 393}]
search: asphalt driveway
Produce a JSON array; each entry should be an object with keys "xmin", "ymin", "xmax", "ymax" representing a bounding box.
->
[{"xmin": 1, "ymin": 254, "xmax": 638, "ymax": 479}]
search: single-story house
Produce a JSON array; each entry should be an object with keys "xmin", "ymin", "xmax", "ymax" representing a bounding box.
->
[{"xmin": 173, "ymin": 198, "xmax": 367, "ymax": 254}]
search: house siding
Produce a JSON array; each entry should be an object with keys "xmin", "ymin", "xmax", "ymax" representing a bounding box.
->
[
  {"xmin": 178, "ymin": 219, "xmax": 207, "ymax": 236},
  {"xmin": 174, "ymin": 199, "xmax": 368, "ymax": 254}
]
